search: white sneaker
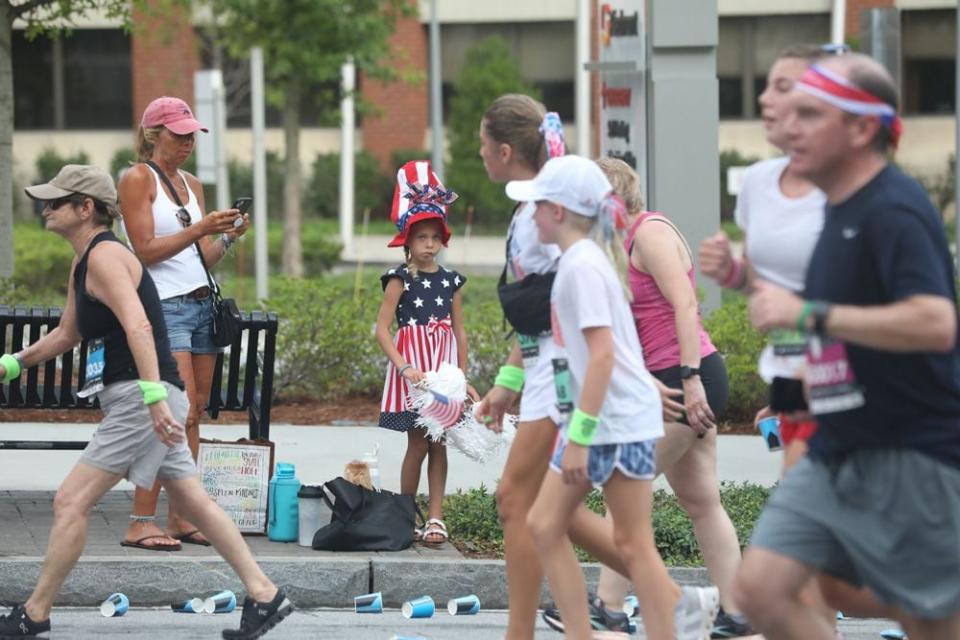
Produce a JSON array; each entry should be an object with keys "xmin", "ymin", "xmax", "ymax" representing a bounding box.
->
[{"xmin": 674, "ymin": 586, "xmax": 720, "ymax": 640}]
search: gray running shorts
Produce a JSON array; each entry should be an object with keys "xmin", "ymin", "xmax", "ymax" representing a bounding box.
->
[
  {"xmin": 750, "ymin": 449, "xmax": 960, "ymax": 619},
  {"xmin": 80, "ymin": 380, "xmax": 197, "ymax": 489}
]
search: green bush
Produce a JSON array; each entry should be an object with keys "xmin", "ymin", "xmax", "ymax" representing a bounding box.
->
[
  {"xmin": 34, "ymin": 147, "xmax": 91, "ymax": 183},
  {"xmin": 11, "ymin": 224, "xmax": 75, "ymax": 297},
  {"xmin": 446, "ymin": 36, "xmax": 541, "ymax": 227},
  {"xmin": 440, "ymin": 482, "xmax": 771, "ymax": 565},
  {"xmin": 305, "ymin": 151, "xmax": 393, "ymax": 220},
  {"xmin": 703, "ymin": 296, "xmax": 767, "ymax": 422},
  {"xmin": 110, "ymin": 148, "xmax": 138, "ymax": 180}
]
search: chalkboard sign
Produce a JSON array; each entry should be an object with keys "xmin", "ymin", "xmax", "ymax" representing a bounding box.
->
[{"xmin": 198, "ymin": 439, "xmax": 274, "ymax": 534}]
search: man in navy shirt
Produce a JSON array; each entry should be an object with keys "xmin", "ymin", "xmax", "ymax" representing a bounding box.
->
[{"xmin": 733, "ymin": 53, "xmax": 960, "ymax": 640}]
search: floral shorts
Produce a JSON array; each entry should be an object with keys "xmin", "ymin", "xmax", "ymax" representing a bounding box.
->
[{"xmin": 550, "ymin": 436, "xmax": 656, "ymax": 487}]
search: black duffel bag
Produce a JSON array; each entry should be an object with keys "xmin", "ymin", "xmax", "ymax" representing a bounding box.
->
[
  {"xmin": 497, "ymin": 263, "xmax": 556, "ymax": 336},
  {"xmin": 312, "ymin": 477, "xmax": 423, "ymax": 552}
]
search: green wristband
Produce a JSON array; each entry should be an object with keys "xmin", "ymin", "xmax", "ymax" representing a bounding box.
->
[
  {"xmin": 138, "ymin": 380, "xmax": 168, "ymax": 406},
  {"xmin": 568, "ymin": 408, "xmax": 599, "ymax": 446},
  {"xmin": 494, "ymin": 364, "xmax": 524, "ymax": 393},
  {"xmin": 796, "ymin": 301, "xmax": 814, "ymax": 333},
  {"xmin": 0, "ymin": 354, "xmax": 21, "ymax": 383}
]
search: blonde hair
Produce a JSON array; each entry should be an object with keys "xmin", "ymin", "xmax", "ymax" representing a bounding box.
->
[
  {"xmin": 135, "ymin": 126, "xmax": 164, "ymax": 161},
  {"xmin": 482, "ymin": 94, "xmax": 548, "ymax": 171},
  {"xmin": 566, "ymin": 208, "xmax": 633, "ymax": 303},
  {"xmin": 595, "ymin": 157, "xmax": 644, "ymax": 215}
]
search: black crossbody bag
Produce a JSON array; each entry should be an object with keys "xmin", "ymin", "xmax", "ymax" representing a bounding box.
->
[
  {"xmin": 496, "ymin": 211, "xmax": 556, "ymax": 335},
  {"xmin": 145, "ymin": 161, "xmax": 242, "ymax": 347}
]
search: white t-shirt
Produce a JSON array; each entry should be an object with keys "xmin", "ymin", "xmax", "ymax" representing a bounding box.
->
[
  {"xmin": 507, "ymin": 201, "xmax": 561, "ymax": 280},
  {"xmin": 734, "ymin": 156, "xmax": 825, "ymax": 292},
  {"xmin": 550, "ymin": 239, "xmax": 663, "ymax": 445}
]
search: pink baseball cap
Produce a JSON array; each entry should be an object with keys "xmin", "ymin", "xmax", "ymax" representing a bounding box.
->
[{"xmin": 141, "ymin": 96, "xmax": 208, "ymax": 135}]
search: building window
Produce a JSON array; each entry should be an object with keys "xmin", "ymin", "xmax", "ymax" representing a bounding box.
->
[
  {"xmin": 718, "ymin": 77, "xmax": 742, "ymax": 119},
  {"xmin": 12, "ymin": 31, "xmax": 54, "ymax": 130},
  {"xmin": 903, "ymin": 59, "xmax": 955, "ymax": 115},
  {"xmin": 62, "ymin": 29, "xmax": 132, "ymax": 128}
]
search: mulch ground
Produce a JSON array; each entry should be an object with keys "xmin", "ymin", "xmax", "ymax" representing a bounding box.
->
[{"xmin": 1, "ymin": 395, "xmax": 755, "ymax": 434}]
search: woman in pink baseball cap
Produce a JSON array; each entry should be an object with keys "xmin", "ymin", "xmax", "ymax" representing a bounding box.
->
[{"xmin": 116, "ymin": 96, "xmax": 249, "ymax": 552}]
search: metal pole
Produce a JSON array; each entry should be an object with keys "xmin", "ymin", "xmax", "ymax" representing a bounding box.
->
[
  {"xmin": 250, "ymin": 47, "xmax": 268, "ymax": 301},
  {"xmin": 429, "ymin": 0, "xmax": 444, "ymax": 178},
  {"xmin": 831, "ymin": 0, "xmax": 847, "ymax": 45},
  {"xmin": 955, "ymin": 0, "xmax": 959, "ymax": 270},
  {"xmin": 575, "ymin": 0, "xmax": 591, "ymax": 155},
  {"xmin": 213, "ymin": 73, "xmax": 230, "ymax": 212},
  {"xmin": 339, "ymin": 59, "xmax": 356, "ymax": 257}
]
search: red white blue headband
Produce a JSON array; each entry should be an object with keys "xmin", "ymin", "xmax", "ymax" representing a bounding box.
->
[{"xmin": 795, "ymin": 64, "xmax": 902, "ymax": 148}]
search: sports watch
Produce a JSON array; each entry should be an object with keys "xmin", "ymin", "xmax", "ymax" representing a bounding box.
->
[{"xmin": 679, "ymin": 366, "xmax": 700, "ymax": 380}]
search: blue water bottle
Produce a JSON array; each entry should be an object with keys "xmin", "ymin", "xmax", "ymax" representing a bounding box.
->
[{"xmin": 267, "ymin": 462, "xmax": 301, "ymax": 542}]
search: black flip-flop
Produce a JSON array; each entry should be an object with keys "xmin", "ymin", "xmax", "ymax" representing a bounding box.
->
[
  {"xmin": 120, "ymin": 535, "xmax": 183, "ymax": 552},
  {"xmin": 172, "ymin": 530, "xmax": 212, "ymax": 546}
]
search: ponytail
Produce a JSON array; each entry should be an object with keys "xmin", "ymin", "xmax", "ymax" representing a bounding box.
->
[{"xmin": 592, "ymin": 194, "xmax": 632, "ymax": 302}]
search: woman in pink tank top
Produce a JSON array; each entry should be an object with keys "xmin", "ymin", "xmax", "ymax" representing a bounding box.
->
[{"xmin": 588, "ymin": 158, "xmax": 748, "ymax": 636}]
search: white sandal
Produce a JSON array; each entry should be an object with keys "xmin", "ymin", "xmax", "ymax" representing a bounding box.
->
[{"xmin": 420, "ymin": 518, "xmax": 448, "ymax": 545}]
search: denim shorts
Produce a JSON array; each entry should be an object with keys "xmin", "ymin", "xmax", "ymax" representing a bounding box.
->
[
  {"xmin": 160, "ymin": 294, "xmax": 222, "ymax": 354},
  {"xmin": 550, "ymin": 436, "xmax": 656, "ymax": 487}
]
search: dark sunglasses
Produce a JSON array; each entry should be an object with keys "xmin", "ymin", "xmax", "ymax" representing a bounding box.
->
[
  {"xmin": 819, "ymin": 43, "xmax": 851, "ymax": 55},
  {"xmin": 176, "ymin": 207, "xmax": 192, "ymax": 228},
  {"xmin": 45, "ymin": 195, "xmax": 79, "ymax": 211}
]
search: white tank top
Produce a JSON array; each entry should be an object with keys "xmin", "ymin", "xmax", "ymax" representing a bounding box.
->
[{"xmin": 136, "ymin": 169, "xmax": 209, "ymax": 300}]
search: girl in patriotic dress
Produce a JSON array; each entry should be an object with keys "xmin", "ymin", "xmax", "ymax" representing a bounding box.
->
[{"xmin": 374, "ymin": 160, "xmax": 477, "ymax": 545}]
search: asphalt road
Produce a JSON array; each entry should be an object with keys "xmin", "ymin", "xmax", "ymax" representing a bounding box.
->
[{"xmin": 35, "ymin": 607, "xmax": 901, "ymax": 639}]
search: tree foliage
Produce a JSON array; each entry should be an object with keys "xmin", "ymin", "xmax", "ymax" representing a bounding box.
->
[{"xmin": 446, "ymin": 36, "xmax": 539, "ymax": 226}]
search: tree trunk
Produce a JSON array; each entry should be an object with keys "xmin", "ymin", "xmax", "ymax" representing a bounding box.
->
[
  {"xmin": 281, "ymin": 76, "xmax": 303, "ymax": 277},
  {"xmin": 0, "ymin": 3, "xmax": 15, "ymax": 280}
]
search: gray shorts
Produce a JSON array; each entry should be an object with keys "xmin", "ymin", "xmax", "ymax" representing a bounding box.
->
[
  {"xmin": 750, "ymin": 450, "xmax": 960, "ymax": 619},
  {"xmin": 80, "ymin": 380, "xmax": 197, "ymax": 490}
]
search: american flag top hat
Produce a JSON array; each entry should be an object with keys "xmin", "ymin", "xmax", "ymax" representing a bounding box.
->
[{"xmin": 387, "ymin": 160, "xmax": 459, "ymax": 248}]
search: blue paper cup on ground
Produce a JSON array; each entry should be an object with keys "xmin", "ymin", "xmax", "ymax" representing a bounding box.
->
[
  {"xmin": 622, "ymin": 594, "xmax": 639, "ymax": 617},
  {"xmin": 354, "ymin": 591, "xmax": 383, "ymax": 613},
  {"xmin": 401, "ymin": 595, "xmax": 435, "ymax": 619},
  {"xmin": 447, "ymin": 595, "xmax": 480, "ymax": 616},
  {"xmin": 203, "ymin": 590, "xmax": 237, "ymax": 614},
  {"xmin": 171, "ymin": 598, "xmax": 205, "ymax": 614},
  {"xmin": 758, "ymin": 416, "xmax": 782, "ymax": 451},
  {"xmin": 99, "ymin": 593, "xmax": 129, "ymax": 617}
]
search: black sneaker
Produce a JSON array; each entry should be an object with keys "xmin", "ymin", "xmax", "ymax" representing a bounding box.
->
[
  {"xmin": 542, "ymin": 596, "xmax": 634, "ymax": 635},
  {"xmin": 711, "ymin": 606, "xmax": 756, "ymax": 639},
  {"xmin": 0, "ymin": 605, "xmax": 50, "ymax": 638},
  {"xmin": 221, "ymin": 589, "xmax": 294, "ymax": 640}
]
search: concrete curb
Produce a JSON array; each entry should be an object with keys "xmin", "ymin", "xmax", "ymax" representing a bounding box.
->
[{"xmin": 0, "ymin": 557, "xmax": 709, "ymax": 608}]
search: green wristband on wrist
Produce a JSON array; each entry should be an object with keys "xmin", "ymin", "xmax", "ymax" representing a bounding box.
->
[
  {"xmin": 0, "ymin": 354, "xmax": 21, "ymax": 383},
  {"xmin": 568, "ymin": 408, "xmax": 599, "ymax": 446},
  {"xmin": 494, "ymin": 364, "xmax": 524, "ymax": 393},
  {"xmin": 796, "ymin": 301, "xmax": 815, "ymax": 333},
  {"xmin": 138, "ymin": 380, "xmax": 168, "ymax": 405}
]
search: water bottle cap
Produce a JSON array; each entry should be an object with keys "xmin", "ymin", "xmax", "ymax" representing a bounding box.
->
[{"xmin": 276, "ymin": 462, "xmax": 296, "ymax": 477}]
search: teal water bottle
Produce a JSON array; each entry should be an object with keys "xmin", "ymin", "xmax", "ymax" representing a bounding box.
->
[{"xmin": 267, "ymin": 462, "xmax": 301, "ymax": 542}]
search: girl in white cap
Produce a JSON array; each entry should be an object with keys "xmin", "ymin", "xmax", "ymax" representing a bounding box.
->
[{"xmin": 506, "ymin": 155, "xmax": 720, "ymax": 640}]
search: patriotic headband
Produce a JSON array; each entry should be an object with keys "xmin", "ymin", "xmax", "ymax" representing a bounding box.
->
[{"xmin": 795, "ymin": 64, "xmax": 902, "ymax": 148}]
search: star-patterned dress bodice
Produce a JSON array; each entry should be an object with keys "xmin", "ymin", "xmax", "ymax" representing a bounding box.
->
[{"xmin": 378, "ymin": 264, "xmax": 467, "ymax": 431}]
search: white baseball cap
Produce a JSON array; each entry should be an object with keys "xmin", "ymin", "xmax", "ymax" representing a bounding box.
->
[{"xmin": 505, "ymin": 155, "xmax": 612, "ymax": 217}]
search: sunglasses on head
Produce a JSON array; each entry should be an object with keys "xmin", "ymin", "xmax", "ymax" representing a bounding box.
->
[
  {"xmin": 176, "ymin": 207, "xmax": 191, "ymax": 228},
  {"xmin": 819, "ymin": 43, "xmax": 851, "ymax": 55}
]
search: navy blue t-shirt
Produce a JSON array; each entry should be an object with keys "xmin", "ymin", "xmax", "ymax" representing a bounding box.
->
[{"xmin": 804, "ymin": 165, "xmax": 960, "ymax": 468}]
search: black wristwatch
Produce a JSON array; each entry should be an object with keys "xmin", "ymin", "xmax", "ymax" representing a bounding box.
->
[
  {"xmin": 811, "ymin": 301, "xmax": 832, "ymax": 337},
  {"xmin": 679, "ymin": 365, "xmax": 700, "ymax": 380}
]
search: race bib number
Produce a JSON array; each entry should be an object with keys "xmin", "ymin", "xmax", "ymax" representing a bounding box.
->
[
  {"xmin": 518, "ymin": 333, "xmax": 540, "ymax": 368},
  {"xmin": 78, "ymin": 338, "xmax": 105, "ymax": 398},
  {"xmin": 806, "ymin": 337, "xmax": 865, "ymax": 415},
  {"xmin": 771, "ymin": 329, "xmax": 807, "ymax": 357},
  {"xmin": 551, "ymin": 357, "xmax": 574, "ymax": 416}
]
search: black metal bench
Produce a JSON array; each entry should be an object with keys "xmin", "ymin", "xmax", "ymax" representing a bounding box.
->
[{"xmin": 0, "ymin": 305, "xmax": 278, "ymax": 449}]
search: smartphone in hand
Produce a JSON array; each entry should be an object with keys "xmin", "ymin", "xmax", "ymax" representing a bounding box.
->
[{"xmin": 230, "ymin": 197, "xmax": 252, "ymax": 227}]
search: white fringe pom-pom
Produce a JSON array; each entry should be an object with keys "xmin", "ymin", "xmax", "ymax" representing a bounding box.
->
[
  {"xmin": 444, "ymin": 403, "xmax": 518, "ymax": 463},
  {"xmin": 408, "ymin": 363, "xmax": 468, "ymax": 440}
]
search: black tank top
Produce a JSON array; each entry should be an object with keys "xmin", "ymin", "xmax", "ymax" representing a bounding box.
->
[{"xmin": 73, "ymin": 231, "xmax": 183, "ymax": 389}]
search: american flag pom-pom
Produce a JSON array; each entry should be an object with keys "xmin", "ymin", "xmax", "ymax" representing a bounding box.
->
[
  {"xmin": 408, "ymin": 363, "xmax": 468, "ymax": 440},
  {"xmin": 445, "ymin": 403, "xmax": 518, "ymax": 463}
]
